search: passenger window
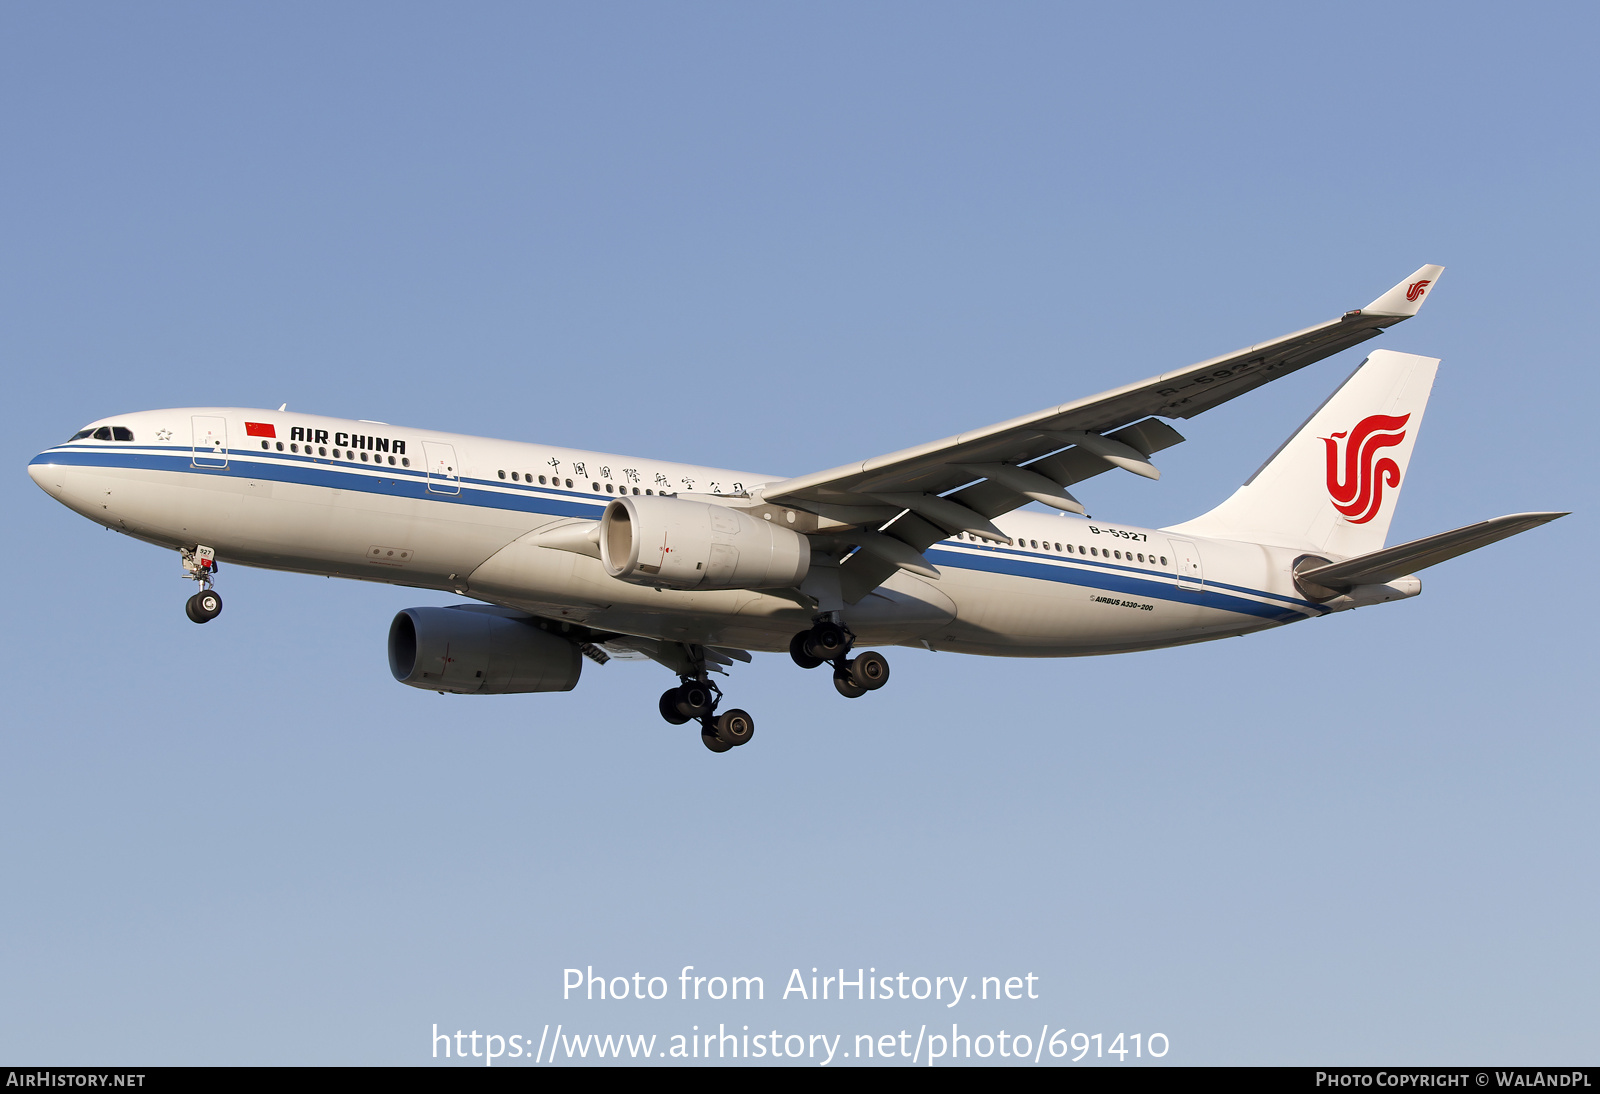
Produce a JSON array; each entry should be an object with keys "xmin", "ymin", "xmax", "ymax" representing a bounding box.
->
[
  {"xmin": 401, "ymin": 456, "xmax": 408, "ymax": 466},
  {"xmin": 275, "ymin": 441, "xmax": 283, "ymax": 451},
  {"xmin": 1054, "ymin": 543, "xmax": 1061, "ymax": 552},
  {"xmin": 112, "ymin": 427, "xmax": 134, "ymax": 441},
  {"xmin": 388, "ymin": 455, "xmax": 396, "ymax": 465},
  {"xmin": 93, "ymin": 427, "xmax": 112, "ymax": 440},
  {"xmin": 498, "ymin": 470, "xmax": 506, "ymax": 480},
  {"xmin": 565, "ymin": 478, "xmax": 573, "ymax": 488},
  {"xmin": 261, "ymin": 440, "xmax": 269, "ymax": 450},
  {"xmin": 319, "ymin": 447, "xmax": 328, "ymax": 456},
  {"xmin": 1160, "ymin": 555, "xmax": 1167, "ymax": 565},
  {"xmin": 606, "ymin": 483, "xmax": 614, "ymax": 493},
  {"xmin": 645, "ymin": 488, "xmax": 653, "ymax": 495},
  {"xmin": 592, "ymin": 482, "xmax": 600, "ymax": 492},
  {"xmin": 1090, "ymin": 547, "xmax": 1098, "ymax": 556},
  {"xmin": 290, "ymin": 443, "xmax": 299, "ymax": 453},
  {"xmin": 361, "ymin": 452, "xmax": 369, "ymax": 462}
]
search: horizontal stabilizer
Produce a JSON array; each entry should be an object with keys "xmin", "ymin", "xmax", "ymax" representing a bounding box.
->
[{"xmin": 1296, "ymin": 511, "xmax": 1567, "ymax": 593}]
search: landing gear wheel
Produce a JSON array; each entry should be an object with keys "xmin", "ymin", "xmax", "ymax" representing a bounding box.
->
[
  {"xmin": 789, "ymin": 631, "xmax": 824, "ymax": 670},
  {"xmin": 673, "ymin": 682, "xmax": 716, "ymax": 719},
  {"xmin": 713, "ymin": 708, "xmax": 755, "ymax": 747},
  {"xmin": 833, "ymin": 670, "xmax": 868, "ymax": 699},
  {"xmin": 848, "ymin": 651, "xmax": 890, "ymax": 691},
  {"xmin": 701, "ymin": 732, "xmax": 733, "ymax": 753},
  {"xmin": 659, "ymin": 688, "xmax": 691, "ymax": 725},
  {"xmin": 186, "ymin": 590, "xmax": 222, "ymax": 624},
  {"xmin": 804, "ymin": 621, "xmax": 850, "ymax": 661}
]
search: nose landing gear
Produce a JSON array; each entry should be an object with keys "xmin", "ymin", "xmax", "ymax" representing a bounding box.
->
[
  {"xmin": 185, "ymin": 588, "xmax": 223, "ymax": 624},
  {"xmin": 181, "ymin": 546, "xmax": 223, "ymax": 624},
  {"xmin": 790, "ymin": 619, "xmax": 890, "ymax": 700}
]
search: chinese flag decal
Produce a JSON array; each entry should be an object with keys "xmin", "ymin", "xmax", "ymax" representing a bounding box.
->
[{"xmin": 245, "ymin": 422, "xmax": 277, "ymax": 438}]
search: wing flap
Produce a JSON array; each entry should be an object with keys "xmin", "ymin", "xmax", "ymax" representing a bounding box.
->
[{"xmin": 944, "ymin": 477, "xmax": 1032, "ymax": 521}]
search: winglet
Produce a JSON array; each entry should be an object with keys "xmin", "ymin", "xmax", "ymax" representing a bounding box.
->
[{"xmin": 1362, "ymin": 264, "xmax": 1445, "ymax": 317}]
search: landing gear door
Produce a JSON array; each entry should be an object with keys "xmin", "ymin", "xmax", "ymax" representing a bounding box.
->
[
  {"xmin": 1168, "ymin": 537, "xmax": 1204, "ymax": 591},
  {"xmin": 424, "ymin": 441, "xmax": 461, "ymax": 495},
  {"xmin": 191, "ymin": 415, "xmax": 228, "ymax": 468}
]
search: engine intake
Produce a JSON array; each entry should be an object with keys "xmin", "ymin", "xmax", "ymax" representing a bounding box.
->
[
  {"xmin": 388, "ymin": 606, "xmax": 582, "ymax": 694},
  {"xmin": 600, "ymin": 495, "xmax": 810, "ymax": 590}
]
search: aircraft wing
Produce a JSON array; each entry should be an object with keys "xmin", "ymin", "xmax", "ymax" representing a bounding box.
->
[{"xmin": 755, "ymin": 264, "xmax": 1445, "ymax": 601}]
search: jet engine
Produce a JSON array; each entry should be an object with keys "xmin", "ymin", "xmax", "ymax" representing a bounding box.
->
[
  {"xmin": 600, "ymin": 495, "xmax": 810, "ymax": 590},
  {"xmin": 388, "ymin": 606, "xmax": 582, "ymax": 694}
]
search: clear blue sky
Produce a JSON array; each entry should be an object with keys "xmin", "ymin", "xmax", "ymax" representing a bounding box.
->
[{"xmin": 2, "ymin": 2, "xmax": 1594, "ymax": 1065}]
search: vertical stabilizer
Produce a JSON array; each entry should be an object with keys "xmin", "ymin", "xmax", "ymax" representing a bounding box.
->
[{"xmin": 1165, "ymin": 349, "xmax": 1439, "ymax": 557}]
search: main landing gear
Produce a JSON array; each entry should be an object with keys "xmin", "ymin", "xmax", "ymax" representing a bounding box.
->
[
  {"xmin": 789, "ymin": 619, "xmax": 891, "ymax": 699},
  {"xmin": 658, "ymin": 676, "xmax": 756, "ymax": 754},
  {"xmin": 181, "ymin": 545, "xmax": 223, "ymax": 624}
]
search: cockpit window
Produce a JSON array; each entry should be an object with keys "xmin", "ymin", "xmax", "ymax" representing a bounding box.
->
[{"xmin": 74, "ymin": 425, "xmax": 135, "ymax": 441}]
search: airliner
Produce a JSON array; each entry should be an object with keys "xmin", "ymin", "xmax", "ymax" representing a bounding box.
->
[{"xmin": 27, "ymin": 265, "xmax": 1565, "ymax": 752}]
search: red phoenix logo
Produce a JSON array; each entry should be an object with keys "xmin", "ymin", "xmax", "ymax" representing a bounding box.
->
[
  {"xmin": 1322, "ymin": 414, "xmax": 1409, "ymax": 524},
  {"xmin": 1405, "ymin": 279, "xmax": 1431, "ymax": 302}
]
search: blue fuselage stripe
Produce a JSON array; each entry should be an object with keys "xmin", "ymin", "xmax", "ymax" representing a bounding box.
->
[{"xmin": 34, "ymin": 446, "xmax": 1320, "ymax": 621}]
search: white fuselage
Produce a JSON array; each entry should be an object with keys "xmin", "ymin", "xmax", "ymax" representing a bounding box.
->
[{"xmin": 29, "ymin": 408, "xmax": 1333, "ymax": 657}]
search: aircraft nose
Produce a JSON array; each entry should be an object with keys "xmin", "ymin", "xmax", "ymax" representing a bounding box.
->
[{"xmin": 28, "ymin": 454, "xmax": 59, "ymax": 495}]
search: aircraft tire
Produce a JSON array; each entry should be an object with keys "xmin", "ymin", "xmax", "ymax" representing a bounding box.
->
[
  {"xmin": 848, "ymin": 651, "xmax": 890, "ymax": 691},
  {"xmin": 674, "ymin": 682, "xmax": 716, "ymax": 719},
  {"xmin": 195, "ymin": 590, "xmax": 223, "ymax": 621},
  {"xmin": 833, "ymin": 669, "xmax": 868, "ymax": 699},
  {"xmin": 659, "ymin": 688, "xmax": 691, "ymax": 725},
  {"xmin": 184, "ymin": 595, "xmax": 205, "ymax": 624},
  {"xmin": 789, "ymin": 631, "xmax": 824, "ymax": 670},
  {"xmin": 714, "ymin": 708, "xmax": 755, "ymax": 747},
  {"xmin": 701, "ymin": 733, "xmax": 733, "ymax": 753},
  {"xmin": 804, "ymin": 622, "xmax": 850, "ymax": 661}
]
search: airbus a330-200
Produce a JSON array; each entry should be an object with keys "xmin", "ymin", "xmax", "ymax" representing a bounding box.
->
[{"xmin": 28, "ymin": 265, "xmax": 1565, "ymax": 752}]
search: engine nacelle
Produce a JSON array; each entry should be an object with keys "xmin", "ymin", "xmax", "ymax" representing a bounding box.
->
[
  {"xmin": 600, "ymin": 495, "xmax": 810, "ymax": 590},
  {"xmin": 388, "ymin": 606, "xmax": 582, "ymax": 694}
]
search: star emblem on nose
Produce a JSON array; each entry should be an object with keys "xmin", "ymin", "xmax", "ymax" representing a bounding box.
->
[{"xmin": 156, "ymin": 429, "xmax": 172, "ymax": 441}]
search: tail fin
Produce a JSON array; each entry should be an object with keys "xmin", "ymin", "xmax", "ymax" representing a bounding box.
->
[{"xmin": 1166, "ymin": 349, "xmax": 1439, "ymax": 557}]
